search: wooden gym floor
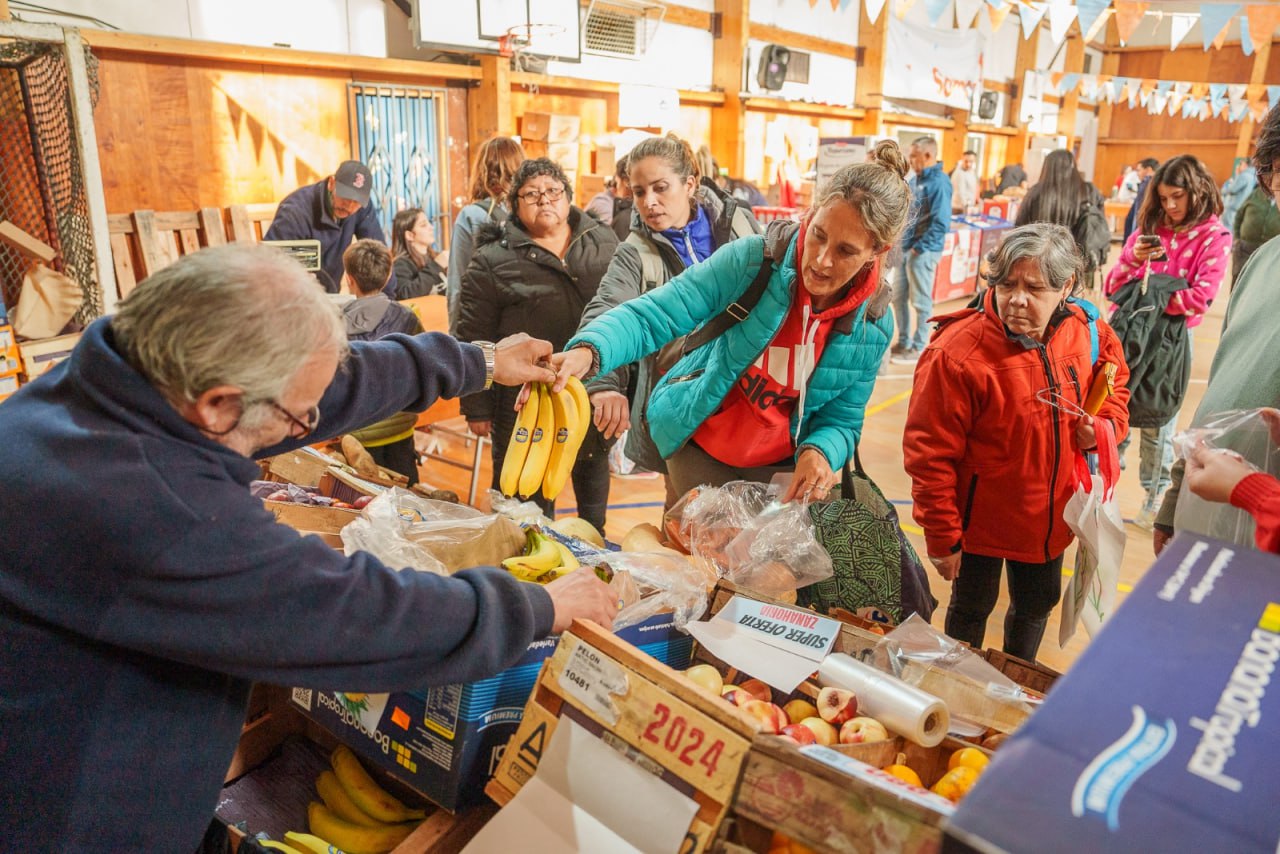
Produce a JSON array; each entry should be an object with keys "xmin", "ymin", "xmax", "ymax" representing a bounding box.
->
[{"xmin": 414, "ymin": 247, "xmax": 1227, "ymax": 674}]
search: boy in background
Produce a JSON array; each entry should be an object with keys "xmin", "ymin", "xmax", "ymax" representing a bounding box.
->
[{"xmin": 342, "ymin": 239, "xmax": 424, "ymax": 482}]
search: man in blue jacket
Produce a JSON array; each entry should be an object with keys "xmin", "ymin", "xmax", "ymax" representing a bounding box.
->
[
  {"xmin": 0, "ymin": 244, "xmax": 618, "ymax": 851},
  {"xmin": 893, "ymin": 136, "xmax": 953, "ymax": 363},
  {"xmin": 265, "ymin": 160, "xmax": 389, "ymax": 293}
]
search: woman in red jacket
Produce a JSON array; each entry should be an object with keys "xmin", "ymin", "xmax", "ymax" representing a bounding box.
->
[{"xmin": 903, "ymin": 223, "xmax": 1131, "ymax": 661}]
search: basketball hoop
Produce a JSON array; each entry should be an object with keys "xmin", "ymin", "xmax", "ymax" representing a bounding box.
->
[{"xmin": 498, "ymin": 23, "xmax": 566, "ymax": 60}]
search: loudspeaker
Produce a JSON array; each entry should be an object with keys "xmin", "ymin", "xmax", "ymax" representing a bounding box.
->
[
  {"xmin": 977, "ymin": 91, "xmax": 999, "ymax": 121},
  {"xmin": 757, "ymin": 44, "xmax": 790, "ymax": 92}
]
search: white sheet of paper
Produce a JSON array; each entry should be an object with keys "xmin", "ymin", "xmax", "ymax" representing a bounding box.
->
[
  {"xmin": 684, "ymin": 618, "xmax": 816, "ymax": 695},
  {"xmin": 464, "ymin": 716, "xmax": 699, "ymax": 854}
]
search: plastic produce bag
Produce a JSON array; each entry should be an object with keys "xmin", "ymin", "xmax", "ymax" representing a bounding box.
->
[
  {"xmin": 341, "ymin": 488, "xmax": 525, "ymax": 575},
  {"xmin": 588, "ymin": 551, "xmax": 709, "ymax": 631},
  {"xmin": 1060, "ymin": 420, "xmax": 1125, "ymax": 645},
  {"xmin": 873, "ymin": 614, "xmax": 1035, "ymax": 731},
  {"xmin": 1172, "ymin": 408, "xmax": 1280, "ymax": 546},
  {"xmin": 488, "ymin": 490, "xmax": 553, "ymax": 527},
  {"xmin": 666, "ymin": 481, "xmax": 833, "ymax": 597}
]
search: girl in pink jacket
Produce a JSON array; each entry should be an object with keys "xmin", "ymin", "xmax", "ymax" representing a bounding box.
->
[{"xmin": 1104, "ymin": 154, "xmax": 1232, "ymax": 527}]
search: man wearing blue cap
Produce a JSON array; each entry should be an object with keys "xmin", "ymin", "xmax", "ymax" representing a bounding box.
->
[{"xmin": 265, "ymin": 160, "xmax": 389, "ymax": 293}]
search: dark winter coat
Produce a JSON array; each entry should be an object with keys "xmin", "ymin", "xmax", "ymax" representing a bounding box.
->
[
  {"xmin": 263, "ymin": 179, "xmax": 387, "ymax": 293},
  {"xmin": 343, "ymin": 294, "xmax": 424, "ymax": 341},
  {"xmin": 393, "ymin": 252, "xmax": 447, "ymax": 298},
  {"xmin": 455, "ymin": 207, "xmax": 619, "ymax": 431}
]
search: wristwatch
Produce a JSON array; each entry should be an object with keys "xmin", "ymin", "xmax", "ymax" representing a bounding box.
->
[{"xmin": 474, "ymin": 340, "xmax": 496, "ymax": 390}]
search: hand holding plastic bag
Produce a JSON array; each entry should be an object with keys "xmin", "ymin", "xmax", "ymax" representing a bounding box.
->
[
  {"xmin": 586, "ymin": 551, "xmax": 709, "ymax": 631},
  {"xmin": 1060, "ymin": 420, "xmax": 1125, "ymax": 645},
  {"xmin": 1171, "ymin": 408, "xmax": 1280, "ymax": 545}
]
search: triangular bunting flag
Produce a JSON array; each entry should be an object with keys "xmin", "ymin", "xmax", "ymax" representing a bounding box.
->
[
  {"xmin": 1156, "ymin": 80, "xmax": 1173, "ymax": 96},
  {"xmin": 1209, "ymin": 82, "xmax": 1228, "ymax": 113},
  {"xmin": 1020, "ymin": 1, "xmax": 1048, "ymax": 38},
  {"xmin": 956, "ymin": 0, "xmax": 985, "ymax": 28},
  {"xmin": 1230, "ymin": 100, "xmax": 1250, "ymax": 122},
  {"xmin": 1228, "ymin": 83, "xmax": 1248, "ymax": 101},
  {"xmin": 1200, "ymin": 3, "xmax": 1240, "ymax": 51},
  {"xmin": 988, "ymin": 1, "xmax": 1014, "ymax": 31},
  {"xmin": 1168, "ymin": 94, "xmax": 1182, "ymax": 116},
  {"xmin": 1047, "ymin": 0, "xmax": 1076, "ymax": 44},
  {"xmin": 865, "ymin": 0, "xmax": 889, "ymax": 22},
  {"xmin": 1152, "ymin": 92, "xmax": 1168, "ymax": 115},
  {"xmin": 1075, "ymin": 0, "xmax": 1110, "ymax": 40},
  {"xmin": 922, "ymin": 0, "xmax": 951, "ymax": 25},
  {"xmin": 1190, "ymin": 82, "xmax": 1209, "ymax": 99},
  {"xmin": 1051, "ymin": 71, "xmax": 1066, "ymax": 89},
  {"xmin": 1241, "ymin": 12, "xmax": 1255, "ymax": 55},
  {"xmin": 1246, "ymin": 4, "xmax": 1280, "ymax": 54},
  {"xmin": 1060, "ymin": 73, "xmax": 1081, "ymax": 95},
  {"xmin": 1174, "ymin": 81, "xmax": 1192, "ymax": 96},
  {"xmin": 1113, "ymin": 1, "xmax": 1148, "ymax": 45},
  {"xmin": 1111, "ymin": 79, "xmax": 1125, "ymax": 102},
  {"xmin": 1170, "ymin": 13, "xmax": 1196, "ymax": 50},
  {"xmin": 1270, "ymin": 85, "xmax": 1280, "ymax": 111},
  {"xmin": 895, "ymin": 0, "xmax": 917, "ymax": 19}
]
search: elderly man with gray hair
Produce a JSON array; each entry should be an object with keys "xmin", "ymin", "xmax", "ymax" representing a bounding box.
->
[
  {"xmin": 904, "ymin": 223, "xmax": 1130, "ymax": 662},
  {"xmin": 0, "ymin": 244, "xmax": 619, "ymax": 851}
]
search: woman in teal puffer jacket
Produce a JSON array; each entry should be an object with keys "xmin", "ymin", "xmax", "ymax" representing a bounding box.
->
[{"xmin": 556, "ymin": 141, "xmax": 914, "ymax": 505}]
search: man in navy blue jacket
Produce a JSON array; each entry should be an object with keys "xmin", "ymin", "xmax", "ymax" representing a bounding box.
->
[
  {"xmin": 0, "ymin": 244, "xmax": 618, "ymax": 851},
  {"xmin": 265, "ymin": 160, "xmax": 389, "ymax": 293},
  {"xmin": 894, "ymin": 136, "xmax": 953, "ymax": 363}
]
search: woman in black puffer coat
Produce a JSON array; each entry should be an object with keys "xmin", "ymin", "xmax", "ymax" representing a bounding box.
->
[{"xmin": 455, "ymin": 158, "xmax": 620, "ymax": 531}]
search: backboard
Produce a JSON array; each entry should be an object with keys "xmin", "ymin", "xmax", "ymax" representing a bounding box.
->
[{"xmin": 413, "ymin": 0, "xmax": 582, "ymax": 61}]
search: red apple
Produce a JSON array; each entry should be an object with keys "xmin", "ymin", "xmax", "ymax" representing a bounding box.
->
[
  {"xmin": 839, "ymin": 716, "xmax": 890, "ymax": 745},
  {"xmin": 352, "ymin": 495, "xmax": 374, "ymax": 509},
  {"xmin": 797, "ymin": 716, "xmax": 838, "ymax": 746},
  {"xmin": 741, "ymin": 700, "xmax": 789, "ymax": 734},
  {"xmin": 265, "ymin": 490, "xmax": 292, "ymax": 502},
  {"xmin": 779, "ymin": 724, "xmax": 818, "ymax": 746},
  {"xmin": 817, "ymin": 687, "xmax": 859, "ymax": 726}
]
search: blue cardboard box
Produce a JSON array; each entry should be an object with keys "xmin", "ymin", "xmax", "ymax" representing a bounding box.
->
[
  {"xmin": 946, "ymin": 535, "xmax": 1280, "ymax": 853},
  {"xmin": 290, "ymin": 613, "xmax": 693, "ymax": 811}
]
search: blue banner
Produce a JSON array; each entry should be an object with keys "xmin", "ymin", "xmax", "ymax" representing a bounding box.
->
[{"xmin": 1199, "ymin": 3, "xmax": 1241, "ymax": 51}]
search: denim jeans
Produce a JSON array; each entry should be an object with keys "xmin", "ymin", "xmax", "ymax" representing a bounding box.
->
[
  {"xmin": 895, "ymin": 248, "xmax": 941, "ymax": 350},
  {"xmin": 1119, "ymin": 420, "xmax": 1175, "ymax": 510},
  {"xmin": 945, "ymin": 551, "xmax": 1064, "ymax": 662}
]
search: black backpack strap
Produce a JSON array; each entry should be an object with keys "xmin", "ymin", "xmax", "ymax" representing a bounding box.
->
[{"xmin": 674, "ymin": 243, "xmax": 774, "ymax": 359}]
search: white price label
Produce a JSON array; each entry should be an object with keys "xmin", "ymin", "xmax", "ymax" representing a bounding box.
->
[{"xmin": 556, "ymin": 637, "xmax": 630, "ymax": 726}]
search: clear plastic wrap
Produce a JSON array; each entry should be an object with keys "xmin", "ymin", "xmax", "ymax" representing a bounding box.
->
[
  {"xmin": 251, "ymin": 481, "xmax": 331, "ymax": 505},
  {"xmin": 872, "ymin": 614, "xmax": 1035, "ymax": 729},
  {"xmin": 341, "ymin": 488, "xmax": 525, "ymax": 575},
  {"xmin": 588, "ymin": 551, "xmax": 709, "ymax": 632},
  {"xmin": 664, "ymin": 481, "xmax": 833, "ymax": 597},
  {"xmin": 1172, "ymin": 408, "xmax": 1280, "ymax": 545},
  {"xmin": 487, "ymin": 490, "xmax": 553, "ymax": 527}
]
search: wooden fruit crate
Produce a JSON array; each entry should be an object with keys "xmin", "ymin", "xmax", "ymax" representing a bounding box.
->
[
  {"xmin": 486, "ymin": 619, "xmax": 763, "ymax": 854},
  {"xmin": 263, "ymin": 500, "xmax": 360, "ymax": 549},
  {"xmin": 220, "ymin": 684, "xmax": 494, "ymax": 854},
  {"xmin": 983, "ymin": 648, "xmax": 1060, "ymax": 697}
]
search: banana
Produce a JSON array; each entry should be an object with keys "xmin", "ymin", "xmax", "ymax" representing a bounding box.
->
[
  {"xmin": 259, "ymin": 841, "xmax": 308, "ymax": 854},
  {"xmin": 501, "ymin": 528, "xmax": 562, "ymax": 579},
  {"xmin": 282, "ymin": 832, "xmax": 342, "ymax": 854},
  {"xmin": 498, "ymin": 387, "xmax": 540, "ymax": 496},
  {"xmin": 317, "ymin": 770, "xmax": 381, "ymax": 827},
  {"xmin": 329, "ymin": 745, "xmax": 427, "ymax": 823},
  {"xmin": 307, "ymin": 802, "xmax": 418, "ymax": 854},
  {"xmin": 517, "ymin": 384, "xmax": 555, "ymax": 499},
  {"xmin": 542, "ymin": 379, "xmax": 593, "ymax": 500},
  {"xmin": 551, "ymin": 539, "xmax": 580, "ymax": 570}
]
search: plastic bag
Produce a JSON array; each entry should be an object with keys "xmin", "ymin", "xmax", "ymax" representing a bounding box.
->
[
  {"xmin": 251, "ymin": 481, "xmax": 332, "ymax": 505},
  {"xmin": 12, "ymin": 263, "xmax": 81, "ymax": 339},
  {"xmin": 488, "ymin": 490, "xmax": 553, "ymax": 527},
  {"xmin": 341, "ymin": 488, "xmax": 525, "ymax": 575},
  {"xmin": 1060, "ymin": 421, "xmax": 1125, "ymax": 645},
  {"xmin": 587, "ymin": 551, "xmax": 709, "ymax": 631},
  {"xmin": 873, "ymin": 614, "xmax": 1034, "ymax": 729},
  {"xmin": 666, "ymin": 480, "xmax": 833, "ymax": 596},
  {"xmin": 1171, "ymin": 408, "xmax": 1280, "ymax": 546}
]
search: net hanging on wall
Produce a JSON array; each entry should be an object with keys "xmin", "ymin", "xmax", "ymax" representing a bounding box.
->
[{"xmin": 0, "ymin": 40, "xmax": 100, "ymax": 327}]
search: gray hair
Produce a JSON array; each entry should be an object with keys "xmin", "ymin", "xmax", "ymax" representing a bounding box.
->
[
  {"xmin": 984, "ymin": 223, "xmax": 1083, "ymax": 293},
  {"xmin": 910, "ymin": 136, "xmax": 938, "ymax": 156},
  {"xmin": 813, "ymin": 138, "xmax": 914, "ymax": 250},
  {"xmin": 111, "ymin": 244, "xmax": 348, "ymax": 406}
]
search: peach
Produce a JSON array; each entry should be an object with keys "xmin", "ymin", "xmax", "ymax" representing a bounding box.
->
[
  {"xmin": 839, "ymin": 716, "xmax": 890, "ymax": 745},
  {"xmin": 737, "ymin": 678, "xmax": 772, "ymax": 703},
  {"xmin": 782, "ymin": 698, "xmax": 819, "ymax": 725},
  {"xmin": 741, "ymin": 700, "xmax": 789, "ymax": 734},
  {"xmin": 816, "ymin": 686, "xmax": 859, "ymax": 726},
  {"xmin": 684, "ymin": 664, "xmax": 724, "ymax": 695},
  {"xmin": 779, "ymin": 723, "xmax": 818, "ymax": 746},
  {"xmin": 797, "ymin": 716, "xmax": 838, "ymax": 746}
]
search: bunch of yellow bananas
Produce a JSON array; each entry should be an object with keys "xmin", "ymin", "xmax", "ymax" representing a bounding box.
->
[
  {"xmin": 267, "ymin": 745, "xmax": 427, "ymax": 854},
  {"xmin": 499, "ymin": 377, "xmax": 591, "ymax": 501},
  {"xmin": 500, "ymin": 527, "xmax": 580, "ymax": 584}
]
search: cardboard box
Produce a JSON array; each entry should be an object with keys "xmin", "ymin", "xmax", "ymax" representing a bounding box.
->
[
  {"xmin": 579, "ymin": 174, "xmax": 606, "ymax": 202},
  {"xmin": 946, "ymin": 535, "xmax": 1280, "ymax": 853},
  {"xmin": 0, "ymin": 325, "xmax": 20, "ymax": 375},
  {"xmin": 295, "ymin": 613, "xmax": 693, "ymax": 813},
  {"xmin": 264, "ymin": 499, "xmax": 360, "ymax": 549},
  {"xmin": 17, "ymin": 332, "xmax": 79, "ymax": 380},
  {"xmin": 981, "ymin": 196, "xmax": 1020, "ymax": 222},
  {"xmin": 593, "ymin": 144, "xmax": 616, "ymax": 176},
  {"xmin": 548, "ymin": 141, "xmax": 579, "ymax": 172},
  {"xmin": 520, "ymin": 139, "xmax": 547, "ymax": 159},
  {"xmin": 547, "ymin": 114, "xmax": 580, "ymax": 143}
]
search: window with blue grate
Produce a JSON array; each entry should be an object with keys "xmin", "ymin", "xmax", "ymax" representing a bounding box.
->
[{"xmin": 350, "ymin": 84, "xmax": 449, "ymax": 246}]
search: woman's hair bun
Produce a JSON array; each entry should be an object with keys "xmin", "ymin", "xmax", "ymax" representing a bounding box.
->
[{"xmin": 869, "ymin": 139, "xmax": 910, "ymax": 180}]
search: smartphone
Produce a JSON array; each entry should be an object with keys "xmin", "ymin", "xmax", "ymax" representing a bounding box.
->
[{"xmin": 1138, "ymin": 234, "xmax": 1166, "ymax": 260}]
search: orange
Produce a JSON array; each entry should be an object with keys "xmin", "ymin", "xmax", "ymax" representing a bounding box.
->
[
  {"xmin": 883, "ymin": 763, "xmax": 924, "ymax": 787},
  {"xmin": 930, "ymin": 766, "xmax": 980, "ymax": 803},
  {"xmin": 948, "ymin": 747, "xmax": 990, "ymax": 773}
]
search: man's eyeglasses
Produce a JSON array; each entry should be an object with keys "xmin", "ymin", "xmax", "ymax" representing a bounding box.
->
[
  {"xmin": 267, "ymin": 400, "xmax": 320, "ymax": 438},
  {"xmin": 517, "ymin": 186, "xmax": 566, "ymax": 205}
]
